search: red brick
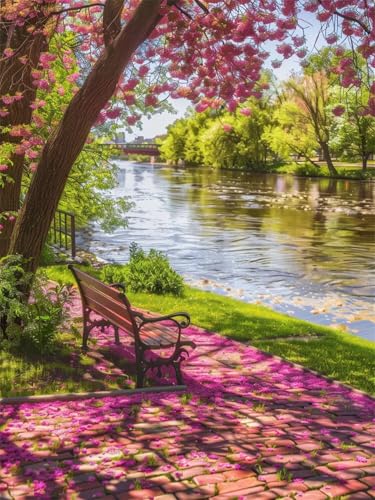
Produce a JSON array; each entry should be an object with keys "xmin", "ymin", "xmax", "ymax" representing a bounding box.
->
[
  {"xmin": 118, "ymin": 488, "xmax": 163, "ymax": 499},
  {"xmin": 217, "ymin": 487, "xmax": 277, "ymax": 499},
  {"xmin": 329, "ymin": 460, "xmax": 366, "ymax": 471},
  {"xmin": 222, "ymin": 469, "xmax": 254, "ymax": 481},
  {"xmin": 172, "ymin": 467, "xmax": 209, "ymax": 481},
  {"xmin": 361, "ymin": 476, "xmax": 375, "ymax": 487},
  {"xmin": 218, "ymin": 477, "xmax": 262, "ymax": 494},
  {"xmin": 321, "ymin": 479, "xmax": 368, "ymax": 498},
  {"xmin": 175, "ymin": 485, "xmax": 216, "ymax": 500},
  {"xmin": 162, "ymin": 482, "xmax": 190, "ymax": 493},
  {"xmin": 193, "ymin": 473, "xmax": 226, "ymax": 486},
  {"xmin": 297, "ymin": 492, "xmax": 327, "ymax": 500}
]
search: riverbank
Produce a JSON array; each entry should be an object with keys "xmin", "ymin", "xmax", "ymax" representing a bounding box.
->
[
  {"xmin": 45, "ymin": 264, "xmax": 375, "ymax": 395},
  {"xmin": 120, "ymin": 156, "xmax": 375, "ymax": 180},
  {"xmin": 274, "ymin": 162, "xmax": 375, "ymax": 180}
]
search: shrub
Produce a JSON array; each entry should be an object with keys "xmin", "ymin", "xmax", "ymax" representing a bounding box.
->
[
  {"xmin": 0, "ymin": 255, "xmax": 71, "ymax": 355},
  {"xmin": 40, "ymin": 243, "xmax": 56, "ymax": 266},
  {"xmin": 101, "ymin": 243, "xmax": 184, "ymax": 296}
]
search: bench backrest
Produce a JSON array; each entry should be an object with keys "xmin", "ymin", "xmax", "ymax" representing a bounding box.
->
[{"xmin": 69, "ymin": 266, "xmax": 139, "ymax": 339}]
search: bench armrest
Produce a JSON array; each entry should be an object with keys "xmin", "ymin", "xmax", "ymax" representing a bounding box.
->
[
  {"xmin": 109, "ymin": 283, "xmax": 126, "ymax": 292},
  {"xmin": 134, "ymin": 311, "xmax": 190, "ymax": 329}
]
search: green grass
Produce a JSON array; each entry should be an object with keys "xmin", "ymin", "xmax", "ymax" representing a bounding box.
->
[
  {"xmin": 43, "ymin": 264, "xmax": 375, "ymax": 395},
  {"xmin": 274, "ymin": 162, "xmax": 375, "ymax": 179},
  {"xmin": 0, "ymin": 335, "xmax": 99, "ymax": 397}
]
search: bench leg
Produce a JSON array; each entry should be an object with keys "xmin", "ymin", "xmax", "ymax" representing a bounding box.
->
[
  {"xmin": 114, "ymin": 326, "xmax": 120, "ymax": 345},
  {"xmin": 173, "ymin": 361, "xmax": 184, "ymax": 385},
  {"xmin": 82, "ymin": 308, "xmax": 91, "ymax": 351},
  {"xmin": 136, "ymin": 366, "xmax": 145, "ymax": 388},
  {"xmin": 135, "ymin": 345, "xmax": 145, "ymax": 388}
]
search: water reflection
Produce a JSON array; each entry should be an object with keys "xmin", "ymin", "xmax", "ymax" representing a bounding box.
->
[{"xmin": 81, "ymin": 162, "xmax": 375, "ymax": 341}]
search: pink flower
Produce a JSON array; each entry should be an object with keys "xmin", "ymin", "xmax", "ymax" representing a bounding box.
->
[
  {"xmin": 138, "ymin": 65, "xmax": 149, "ymax": 77},
  {"xmin": 106, "ymin": 108, "xmax": 122, "ymax": 119},
  {"xmin": 326, "ymin": 34, "xmax": 338, "ymax": 44},
  {"xmin": 67, "ymin": 73, "xmax": 79, "ymax": 83},
  {"xmin": 126, "ymin": 115, "xmax": 139, "ymax": 125},
  {"xmin": 0, "ymin": 164, "xmax": 8, "ymax": 172},
  {"xmin": 145, "ymin": 94, "xmax": 158, "ymax": 107},
  {"xmin": 222, "ymin": 123, "xmax": 233, "ymax": 132},
  {"xmin": 240, "ymin": 108, "xmax": 252, "ymax": 116},
  {"xmin": 3, "ymin": 48, "xmax": 14, "ymax": 57},
  {"xmin": 332, "ymin": 105, "xmax": 345, "ymax": 116}
]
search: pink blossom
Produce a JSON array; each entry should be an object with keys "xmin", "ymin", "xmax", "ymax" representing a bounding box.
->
[
  {"xmin": 3, "ymin": 48, "xmax": 14, "ymax": 57},
  {"xmin": 0, "ymin": 164, "xmax": 8, "ymax": 172},
  {"xmin": 222, "ymin": 123, "xmax": 233, "ymax": 133},
  {"xmin": 126, "ymin": 115, "xmax": 139, "ymax": 126},
  {"xmin": 67, "ymin": 73, "xmax": 79, "ymax": 83},
  {"xmin": 106, "ymin": 108, "xmax": 122, "ymax": 119},
  {"xmin": 138, "ymin": 65, "xmax": 149, "ymax": 77},
  {"xmin": 33, "ymin": 79, "xmax": 49, "ymax": 90},
  {"xmin": 145, "ymin": 94, "xmax": 158, "ymax": 107},
  {"xmin": 332, "ymin": 105, "xmax": 345, "ymax": 117},
  {"xmin": 240, "ymin": 108, "xmax": 252, "ymax": 116},
  {"xmin": 326, "ymin": 34, "xmax": 338, "ymax": 44}
]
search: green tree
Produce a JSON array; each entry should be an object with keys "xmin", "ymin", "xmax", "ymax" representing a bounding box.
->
[
  {"xmin": 264, "ymin": 100, "xmax": 319, "ymax": 167},
  {"xmin": 285, "ymin": 72, "xmax": 338, "ymax": 176},
  {"xmin": 160, "ymin": 119, "xmax": 189, "ymax": 164}
]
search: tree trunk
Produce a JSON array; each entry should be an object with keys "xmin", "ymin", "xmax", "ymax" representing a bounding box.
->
[
  {"xmin": 320, "ymin": 142, "xmax": 337, "ymax": 176},
  {"xmin": 9, "ymin": 0, "xmax": 161, "ymax": 272},
  {"xmin": 0, "ymin": 15, "xmax": 51, "ymax": 256},
  {"xmin": 362, "ymin": 154, "xmax": 368, "ymax": 171}
]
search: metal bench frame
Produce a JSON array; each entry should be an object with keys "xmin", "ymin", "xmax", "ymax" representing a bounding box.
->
[{"xmin": 69, "ymin": 265, "xmax": 195, "ymax": 387}]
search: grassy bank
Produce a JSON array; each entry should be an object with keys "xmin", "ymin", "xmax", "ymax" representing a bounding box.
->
[
  {"xmin": 42, "ymin": 265, "xmax": 375, "ymax": 396},
  {"xmin": 274, "ymin": 162, "xmax": 375, "ymax": 180}
]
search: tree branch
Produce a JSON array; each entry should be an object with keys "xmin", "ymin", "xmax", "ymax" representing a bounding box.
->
[
  {"xmin": 317, "ymin": 0, "xmax": 370, "ymax": 35},
  {"xmin": 103, "ymin": 0, "xmax": 124, "ymax": 47},
  {"xmin": 49, "ymin": 3, "xmax": 105, "ymax": 18}
]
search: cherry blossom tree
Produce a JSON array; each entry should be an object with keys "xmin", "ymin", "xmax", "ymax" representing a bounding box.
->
[{"xmin": 0, "ymin": 0, "xmax": 373, "ymax": 271}]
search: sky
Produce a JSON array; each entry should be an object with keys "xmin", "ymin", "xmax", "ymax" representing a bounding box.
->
[{"xmin": 128, "ymin": 12, "xmax": 324, "ymax": 140}]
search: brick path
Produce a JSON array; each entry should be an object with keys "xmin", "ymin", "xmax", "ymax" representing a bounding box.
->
[{"xmin": 1, "ymin": 320, "xmax": 374, "ymax": 499}]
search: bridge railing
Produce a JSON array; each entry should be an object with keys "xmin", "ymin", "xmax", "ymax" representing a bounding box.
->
[
  {"xmin": 49, "ymin": 209, "xmax": 76, "ymax": 259},
  {"xmin": 119, "ymin": 143, "xmax": 159, "ymax": 150}
]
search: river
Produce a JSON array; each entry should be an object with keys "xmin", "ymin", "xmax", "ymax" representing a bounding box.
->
[{"xmin": 80, "ymin": 161, "xmax": 375, "ymax": 341}]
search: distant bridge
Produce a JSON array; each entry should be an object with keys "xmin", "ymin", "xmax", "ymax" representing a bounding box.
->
[{"xmin": 104, "ymin": 143, "xmax": 160, "ymax": 156}]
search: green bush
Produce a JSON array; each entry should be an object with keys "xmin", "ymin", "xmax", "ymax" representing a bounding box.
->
[
  {"xmin": 101, "ymin": 243, "xmax": 184, "ymax": 296},
  {"xmin": 0, "ymin": 255, "xmax": 71, "ymax": 355},
  {"xmin": 40, "ymin": 243, "xmax": 56, "ymax": 266}
]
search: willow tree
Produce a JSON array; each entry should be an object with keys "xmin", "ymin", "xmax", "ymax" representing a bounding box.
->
[{"xmin": 0, "ymin": 0, "xmax": 373, "ymax": 271}]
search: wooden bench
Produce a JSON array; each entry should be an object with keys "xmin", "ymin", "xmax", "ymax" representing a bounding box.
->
[{"xmin": 69, "ymin": 265, "xmax": 196, "ymax": 387}]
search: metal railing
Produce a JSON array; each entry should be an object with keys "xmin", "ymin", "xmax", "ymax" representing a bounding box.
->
[{"xmin": 50, "ymin": 209, "xmax": 76, "ymax": 259}]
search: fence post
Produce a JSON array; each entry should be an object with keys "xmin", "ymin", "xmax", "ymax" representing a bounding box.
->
[{"xmin": 71, "ymin": 214, "xmax": 76, "ymax": 259}]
